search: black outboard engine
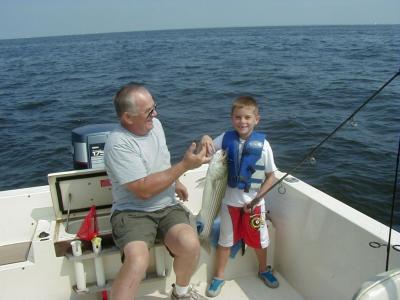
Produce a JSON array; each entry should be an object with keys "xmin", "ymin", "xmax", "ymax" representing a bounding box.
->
[{"xmin": 72, "ymin": 124, "xmax": 117, "ymax": 169}]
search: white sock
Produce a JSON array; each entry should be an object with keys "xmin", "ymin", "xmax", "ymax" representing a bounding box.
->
[{"xmin": 174, "ymin": 284, "xmax": 189, "ymax": 295}]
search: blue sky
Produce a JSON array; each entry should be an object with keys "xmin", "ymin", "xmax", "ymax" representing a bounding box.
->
[{"xmin": 1, "ymin": 0, "xmax": 399, "ymax": 39}]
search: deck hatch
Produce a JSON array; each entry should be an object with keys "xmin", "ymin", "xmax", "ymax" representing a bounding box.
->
[{"xmin": 48, "ymin": 169, "xmax": 112, "ymax": 221}]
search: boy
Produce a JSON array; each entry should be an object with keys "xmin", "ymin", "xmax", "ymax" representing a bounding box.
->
[{"xmin": 201, "ymin": 95, "xmax": 279, "ymax": 297}]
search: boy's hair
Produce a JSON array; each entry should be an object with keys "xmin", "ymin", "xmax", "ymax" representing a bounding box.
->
[{"xmin": 231, "ymin": 96, "xmax": 259, "ymax": 115}]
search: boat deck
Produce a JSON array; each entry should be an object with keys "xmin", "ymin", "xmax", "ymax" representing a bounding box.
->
[{"xmin": 136, "ymin": 273, "xmax": 303, "ymax": 300}]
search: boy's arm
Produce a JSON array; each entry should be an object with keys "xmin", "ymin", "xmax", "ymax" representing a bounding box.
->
[
  {"xmin": 256, "ymin": 171, "xmax": 277, "ymax": 201},
  {"xmin": 244, "ymin": 172, "xmax": 277, "ymax": 212}
]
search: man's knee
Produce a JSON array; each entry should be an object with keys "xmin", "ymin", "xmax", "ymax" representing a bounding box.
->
[
  {"xmin": 173, "ymin": 226, "xmax": 200, "ymax": 255},
  {"xmin": 165, "ymin": 224, "xmax": 198, "ymax": 248},
  {"xmin": 123, "ymin": 241, "xmax": 150, "ymax": 272}
]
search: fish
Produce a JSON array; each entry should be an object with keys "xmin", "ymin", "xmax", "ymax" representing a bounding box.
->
[{"xmin": 196, "ymin": 149, "xmax": 228, "ymax": 242}]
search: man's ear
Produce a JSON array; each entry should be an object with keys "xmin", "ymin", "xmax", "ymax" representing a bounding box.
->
[{"xmin": 121, "ymin": 112, "xmax": 133, "ymax": 125}]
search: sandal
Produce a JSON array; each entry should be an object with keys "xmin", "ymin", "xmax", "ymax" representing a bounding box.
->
[{"xmin": 206, "ymin": 277, "xmax": 225, "ymax": 297}]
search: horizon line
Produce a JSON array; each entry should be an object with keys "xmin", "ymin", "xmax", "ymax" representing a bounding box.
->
[{"xmin": 1, "ymin": 22, "xmax": 399, "ymax": 42}]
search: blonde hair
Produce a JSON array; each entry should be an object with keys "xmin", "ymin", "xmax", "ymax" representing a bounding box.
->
[{"xmin": 231, "ymin": 96, "xmax": 259, "ymax": 115}]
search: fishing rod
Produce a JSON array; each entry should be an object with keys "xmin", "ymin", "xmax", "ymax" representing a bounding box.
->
[
  {"xmin": 247, "ymin": 68, "xmax": 400, "ymax": 210},
  {"xmin": 367, "ymin": 134, "xmax": 400, "ymax": 269},
  {"xmin": 386, "ymin": 136, "xmax": 400, "ymax": 270}
]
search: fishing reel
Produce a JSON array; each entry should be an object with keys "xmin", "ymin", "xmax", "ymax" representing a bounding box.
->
[{"xmin": 249, "ymin": 214, "xmax": 265, "ymax": 230}]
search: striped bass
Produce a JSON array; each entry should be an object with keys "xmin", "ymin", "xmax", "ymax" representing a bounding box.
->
[{"xmin": 196, "ymin": 149, "xmax": 228, "ymax": 241}]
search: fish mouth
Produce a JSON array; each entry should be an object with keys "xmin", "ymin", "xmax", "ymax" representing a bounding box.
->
[
  {"xmin": 221, "ymin": 150, "xmax": 227, "ymax": 159},
  {"xmin": 214, "ymin": 149, "xmax": 227, "ymax": 160}
]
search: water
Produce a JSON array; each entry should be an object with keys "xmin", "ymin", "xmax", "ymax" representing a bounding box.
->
[{"xmin": 0, "ymin": 25, "xmax": 399, "ymax": 227}]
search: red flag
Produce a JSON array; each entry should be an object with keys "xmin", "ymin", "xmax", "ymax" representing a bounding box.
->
[{"xmin": 77, "ymin": 205, "xmax": 98, "ymax": 241}]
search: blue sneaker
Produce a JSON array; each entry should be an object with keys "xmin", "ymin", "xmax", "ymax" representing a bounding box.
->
[
  {"xmin": 206, "ymin": 277, "xmax": 225, "ymax": 297},
  {"xmin": 259, "ymin": 269, "xmax": 279, "ymax": 288}
]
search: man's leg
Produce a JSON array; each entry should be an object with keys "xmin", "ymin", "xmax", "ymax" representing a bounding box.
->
[
  {"xmin": 164, "ymin": 223, "xmax": 200, "ymax": 286},
  {"xmin": 110, "ymin": 241, "xmax": 149, "ymax": 300}
]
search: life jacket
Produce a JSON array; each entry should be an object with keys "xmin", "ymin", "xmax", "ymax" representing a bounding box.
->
[{"xmin": 222, "ymin": 130, "xmax": 265, "ymax": 192}]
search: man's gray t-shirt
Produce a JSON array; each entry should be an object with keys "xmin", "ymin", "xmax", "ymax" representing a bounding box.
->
[{"xmin": 104, "ymin": 118, "xmax": 177, "ymax": 212}]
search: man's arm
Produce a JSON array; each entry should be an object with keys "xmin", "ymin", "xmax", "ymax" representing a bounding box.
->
[{"xmin": 125, "ymin": 143, "xmax": 210, "ymax": 199}]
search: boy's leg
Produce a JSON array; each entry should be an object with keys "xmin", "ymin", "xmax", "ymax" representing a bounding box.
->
[
  {"xmin": 206, "ymin": 245, "xmax": 229, "ymax": 297},
  {"xmin": 215, "ymin": 245, "xmax": 231, "ymax": 278},
  {"xmin": 243, "ymin": 206, "xmax": 278, "ymax": 288},
  {"xmin": 254, "ymin": 247, "xmax": 267, "ymax": 273},
  {"xmin": 216, "ymin": 203, "xmax": 241, "ymax": 278},
  {"xmin": 255, "ymin": 246, "xmax": 279, "ymax": 288},
  {"xmin": 207, "ymin": 204, "xmax": 239, "ymax": 297}
]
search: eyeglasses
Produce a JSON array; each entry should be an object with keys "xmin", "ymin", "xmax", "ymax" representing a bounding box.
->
[
  {"xmin": 146, "ymin": 103, "xmax": 157, "ymax": 119},
  {"xmin": 127, "ymin": 103, "xmax": 157, "ymax": 119}
]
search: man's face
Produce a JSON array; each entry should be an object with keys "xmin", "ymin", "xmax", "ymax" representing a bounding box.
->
[{"xmin": 125, "ymin": 89, "xmax": 157, "ymax": 136}]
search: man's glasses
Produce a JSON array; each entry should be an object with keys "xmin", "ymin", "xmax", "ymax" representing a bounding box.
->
[{"xmin": 146, "ymin": 103, "xmax": 157, "ymax": 119}]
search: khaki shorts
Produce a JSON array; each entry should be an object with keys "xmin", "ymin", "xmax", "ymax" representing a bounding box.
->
[{"xmin": 110, "ymin": 204, "xmax": 190, "ymax": 251}]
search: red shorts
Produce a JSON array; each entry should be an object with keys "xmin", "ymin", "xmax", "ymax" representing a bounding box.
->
[{"xmin": 219, "ymin": 203, "xmax": 269, "ymax": 249}]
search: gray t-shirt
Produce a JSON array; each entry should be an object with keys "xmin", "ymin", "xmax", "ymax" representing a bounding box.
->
[{"xmin": 104, "ymin": 118, "xmax": 177, "ymax": 212}]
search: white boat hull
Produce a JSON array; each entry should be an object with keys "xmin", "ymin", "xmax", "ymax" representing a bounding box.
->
[{"xmin": 0, "ymin": 166, "xmax": 399, "ymax": 299}]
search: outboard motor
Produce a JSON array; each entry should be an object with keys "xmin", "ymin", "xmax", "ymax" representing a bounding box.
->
[{"xmin": 72, "ymin": 124, "xmax": 117, "ymax": 169}]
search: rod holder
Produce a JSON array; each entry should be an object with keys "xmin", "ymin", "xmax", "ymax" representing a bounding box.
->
[
  {"xmin": 70, "ymin": 240, "xmax": 88, "ymax": 291},
  {"xmin": 92, "ymin": 237, "xmax": 106, "ymax": 287}
]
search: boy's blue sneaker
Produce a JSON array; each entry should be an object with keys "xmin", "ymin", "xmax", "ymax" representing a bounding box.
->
[
  {"xmin": 259, "ymin": 268, "xmax": 279, "ymax": 288},
  {"xmin": 206, "ymin": 277, "xmax": 225, "ymax": 297}
]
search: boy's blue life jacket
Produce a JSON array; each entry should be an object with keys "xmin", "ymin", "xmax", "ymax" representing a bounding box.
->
[{"xmin": 222, "ymin": 130, "xmax": 266, "ymax": 192}]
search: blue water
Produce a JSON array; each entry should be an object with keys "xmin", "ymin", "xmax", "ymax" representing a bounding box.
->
[{"xmin": 0, "ymin": 25, "xmax": 399, "ymax": 227}]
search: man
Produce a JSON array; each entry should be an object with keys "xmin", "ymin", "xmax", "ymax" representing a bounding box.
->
[{"xmin": 104, "ymin": 84, "xmax": 210, "ymax": 300}]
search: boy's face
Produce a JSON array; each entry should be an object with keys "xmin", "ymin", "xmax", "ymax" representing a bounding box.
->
[{"xmin": 231, "ymin": 106, "xmax": 260, "ymax": 139}]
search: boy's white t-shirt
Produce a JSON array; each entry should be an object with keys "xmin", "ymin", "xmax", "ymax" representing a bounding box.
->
[{"xmin": 213, "ymin": 132, "xmax": 277, "ymax": 207}]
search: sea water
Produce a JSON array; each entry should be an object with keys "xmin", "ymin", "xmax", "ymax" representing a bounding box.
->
[{"xmin": 0, "ymin": 25, "xmax": 399, "ymax": 227}]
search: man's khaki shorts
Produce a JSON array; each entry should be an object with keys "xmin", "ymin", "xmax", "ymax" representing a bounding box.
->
[{"xmin": 110, "ymin": 204, "xmax": 190, "ymax": 251}]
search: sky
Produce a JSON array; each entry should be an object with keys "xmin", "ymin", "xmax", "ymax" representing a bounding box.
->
[{"xmin": 1, "ymin": 0, "xmax": 399, "ymax": 40}]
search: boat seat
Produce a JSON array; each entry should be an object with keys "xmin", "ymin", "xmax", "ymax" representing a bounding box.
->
[
  {"xmin": 0, "ymin": 242, "xmax": 31, "ymax": 266},
  {"xmin": 352, "ymin": 268, "xmax": 400, "ymax": 300}
]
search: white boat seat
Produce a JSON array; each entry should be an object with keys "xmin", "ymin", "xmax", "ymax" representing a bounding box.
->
[{"xmin": 352, "ymin": 268, "xmax": 400, "ymax": 300}]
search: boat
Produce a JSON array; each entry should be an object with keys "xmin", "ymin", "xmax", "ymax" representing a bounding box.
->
[
  {"xmin": 1, "ymin": 69, "xmax": 399, "ymax": 299},
  {"xmin": 1, "ymin": 156, "xmax": 399, "ymax": 299}
]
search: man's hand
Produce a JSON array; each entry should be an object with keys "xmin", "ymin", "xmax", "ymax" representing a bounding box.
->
[
  {"xmin": 175, "ymin": 180, "xmax": 188, "ymax": 201},
  {"xmin": 182, "ymin": 142, "xmax": 211, "ymax": 170}
]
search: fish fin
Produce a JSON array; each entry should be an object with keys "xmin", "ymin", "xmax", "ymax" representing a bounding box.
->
[
  {"xmin": 195, "ymin": 177, "xmax": 206, "ymax": 188},
  {"xmin": 230, "ymin": 240, "xmax": 243, "ymax": 258},
  {"xmin": 196, "ymin": 218, "xmax": 204, "ymax": 234},
  {"xmin": 200, "ymin": 239, "xmax": 212, "ymax": 254}
]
